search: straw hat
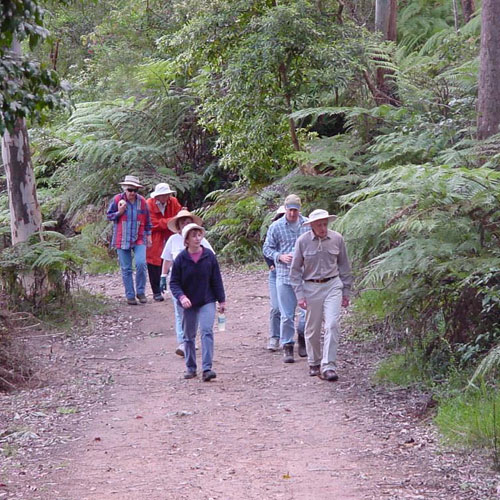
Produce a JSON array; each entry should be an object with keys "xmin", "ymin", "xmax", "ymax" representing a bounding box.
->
[
  {"xmin": 182, "ymin": 223, "xmax": 205, "ymax": 242},
  {"xmin": 119, "ymin": 175, "xmax": 143, "ymax": 188},
  {"xmin": 302, "ymin": 209, "xmax": 337, "ymax": 225},
  {"xmin": 150, "ymin": 182, "xmax": 176, "ymax": 198},
  {"xmin": 167, "ymin": 210, "xmax": 203, "ymax": 233}
]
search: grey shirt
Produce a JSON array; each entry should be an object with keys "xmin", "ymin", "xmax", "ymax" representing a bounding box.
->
[{"xmin": 290, "ymin": 229, "xmax": 353, "ymax": 300}]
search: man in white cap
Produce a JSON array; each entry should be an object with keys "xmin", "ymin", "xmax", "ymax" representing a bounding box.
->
[
  {"xmin": 146, "ymin": 182, "xmax": 183, "ymax": 301},
  {"xmin": 290, "ymin": 209, "xmax": 352, "ymax": 381},
  {"xmin": 263, "ymin": 194, "xmax": 309, "ymax": 363},
  {"xmin": 106, "ymin": 175, "xmax": 152, "ymax": 305}
]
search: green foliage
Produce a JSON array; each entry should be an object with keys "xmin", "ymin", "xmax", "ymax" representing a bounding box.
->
[
  {"xmin": 374, "ymin": 352, "xmax": 428, "ymax": 388},
  {"xmin": 0, "ymin": 0, "xmax": 69, "ymax": 134},
  {"xmin": 0, "ymin": 231, "xmax": 84, "ymax": 310},
  {"xmin": 435, "ymin": 384, "xmax": 500, "ymax": 451},
  {"xmin": 199, "ymin": 188, "xmax": 269, "ymax": 263}
]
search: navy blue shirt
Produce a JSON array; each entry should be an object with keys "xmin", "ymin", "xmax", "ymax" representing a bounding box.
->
[{"xmin": 170, "ymin": 247, "xmax": 225, "ymax": 307}]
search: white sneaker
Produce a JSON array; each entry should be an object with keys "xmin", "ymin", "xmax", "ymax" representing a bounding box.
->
[
  {"xmin": 267, "ymin": 338, "xmax": 280, "ymax": 351},
  {"xmin": 175, "ymin": 344, "xmax": 185, "ymax": 357}
]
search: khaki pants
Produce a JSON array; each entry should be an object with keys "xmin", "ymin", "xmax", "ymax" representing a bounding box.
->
[{"xmin": 303, "ymin": 277, "xmax": 343, "ymax": 373}]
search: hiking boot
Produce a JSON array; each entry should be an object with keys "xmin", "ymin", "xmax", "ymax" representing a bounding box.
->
[
  {"xmin": 153, "ymin": 293, "xmax": 164, "ymax": 302},
  {"xmin": 297, "ymin": 332, "xmax": 307, "ymax": 358},
  {"xmin": 309, "ymin": 365, "xmax": 320, "ymax": 377},
  {"xmin": 283, "ymin": 344, "xmax": 294, "ymax": 363},
  {"xmin": 267, "ymin": 338, "xmax": 280, "ymax": 351},
  {"xmin": 136, "ymin": 294, "xmax": 147, "ymax": 304},
  {"xmin": 175, "ymin": 344, "xmax": 185, "ymax": 357},
  {"xmin": 183, "ymin": 371, "xmax": 197, "ymax": 379},
  {"xmin": 321, "ymin": 370, "xmax": 339, "ymax": 382},
  {"xmin": 202, "ymin": 370, "xmax": 217, "ymax": 382},
  {"xmin": 127, "ymin": 298, "xmax": 138, "ymax": 305}
]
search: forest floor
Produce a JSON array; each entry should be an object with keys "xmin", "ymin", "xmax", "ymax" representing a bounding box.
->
[{"xmin": 0, "ymin": 267, "xmax": 498, "ymax": 500}]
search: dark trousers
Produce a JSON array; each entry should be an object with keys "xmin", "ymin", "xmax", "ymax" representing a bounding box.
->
[{"xmin": 147, "ymin": 262, "xmax": 162, "ymax": 295}]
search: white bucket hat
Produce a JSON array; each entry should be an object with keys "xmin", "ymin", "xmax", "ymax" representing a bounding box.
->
[
  {"xmin": 150, "ymin": 182, "xmax": 176, "ymax": 198},
  {"xmin": 182, "ymin": 223, "xmax": 205, "ymax": 242},
  {"xmin": 119, "ymin": 175, "xmax": 143, "ymax": 188},
  {"xmin": 302, "ymin": 209, "xmax": 337, "ymax": 225}
]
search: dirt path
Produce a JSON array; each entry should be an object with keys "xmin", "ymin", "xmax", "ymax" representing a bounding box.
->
[{"xmin": 1, "ymin": 269, "xmax": 498, "ymax": 499}]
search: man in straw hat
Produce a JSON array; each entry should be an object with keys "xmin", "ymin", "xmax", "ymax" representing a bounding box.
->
[
  {"xmin": 107, "ymin": 175, "xmax": 152, "ymax": 305},
  {"xmin": 263, "ymin": 194, "xmax": 309, "ymax": 363},
  {"xmin": 290, "ymin": 209, "xmax": 353, "ymax": 381},
  {"xmin": 160, "ymin": 210, "xmax": 215, "ymax": 357},
  {"xmin": 146, "ymin": 182, "xmax": 183, "ymax": 302}
]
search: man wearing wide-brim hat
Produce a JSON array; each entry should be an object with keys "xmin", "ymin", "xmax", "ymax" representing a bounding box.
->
[
  {"xmin": 146, "ymin": 182, "xmax": 183, "ymax": 301},
  {"xmin": 106, "ymin": 175, "xmax": 152, "ymax": 305},
  {"xmin": 290, "ymin": 209, "xmax": 353, "ymax": 381}
]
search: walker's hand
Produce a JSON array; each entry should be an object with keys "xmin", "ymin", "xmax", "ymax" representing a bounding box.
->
[
  {"xmin": 146, "ymin": 235, "xmax": 152, "ymax": 247},
  {"xmin": 118, "ymin": 200, "xmax": 126, "ymax": 215},
  {"xmin": 180, "ymin": 296, "xmax": 192, "ymax": 308},
  {"xmin": 341, "ymin": 296, "xmax": 350, "ymax": 308},
  {"xmin": 298, "ymin": 298, "xmax": 307, "ymax": 309},
  {"xmin": 279, "ymin": 253, "xmax": 293, "ymax": 264},
  {"xmin": 218, "ymin": 302, "xmax": 226, "ymax": 314},
  {"xmin": 160, "ymin": 276, "xmax": 167, "ymax": 293}
]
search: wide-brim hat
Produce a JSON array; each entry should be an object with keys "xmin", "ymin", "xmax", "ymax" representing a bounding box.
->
[
  {"xmin": 302, "ymin": 209, "xmax": 337, "ymax": 225},
  {"xmin": 167, "ymin": 210, "xmax": 203, "ymax": 233},
  {"xmin": 182, "ymin": 222, "xmax": 205, "ymax": 242},
  {"xmin": 150, "ymin": 182, "xmax": 176, "ymax": 198},
  {"xmin": 119, "ymin": 175, "xmax": 143, "ymax": 188}
]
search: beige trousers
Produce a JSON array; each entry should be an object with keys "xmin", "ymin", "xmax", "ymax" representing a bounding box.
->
[{"xmin": 303, "ymin": 277, "xmax": 343, "ymax": 373}]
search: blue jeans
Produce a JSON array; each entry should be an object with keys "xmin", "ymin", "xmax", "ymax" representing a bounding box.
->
[
  {"xmin": 276, "ymin": 281, "xmax": 299, "ymax": 345},
  {"xmin": 117, "ymin": 245, "xmax": 147, "ymax": 300},
  {"xmin": 269, "ymin": 270, "xmax": 280, "ymax": 340},
  {"xmin": 173, "ymin": 297, "xmax": 184, "ymax": 344},
  {"xmin": 182, "ymin": 302, "xmax": 216, "ymax": 373}
]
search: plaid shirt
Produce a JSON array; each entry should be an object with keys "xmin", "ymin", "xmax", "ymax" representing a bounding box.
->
[
  {"xmin": 107, "ymin": 193, "xmax": 152, "ymax": 250},
  {"xmin": 263, "ymin": 214, "xmax": 309, "ymax": 284}
]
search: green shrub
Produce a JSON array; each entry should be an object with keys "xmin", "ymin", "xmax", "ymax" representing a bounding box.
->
[{"xmin": 435, "ymin": 384, "xmax": 500, "ymax": 451}]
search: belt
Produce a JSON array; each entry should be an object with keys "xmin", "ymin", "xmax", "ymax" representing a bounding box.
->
[{"xmin": 306, "ymin": 276, "xmax": 337, "ymax": 283}]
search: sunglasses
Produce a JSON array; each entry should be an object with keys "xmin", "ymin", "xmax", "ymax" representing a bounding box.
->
[{"xmin": 126, "ymin": 188, "xmax": 138, "ymax": 193}]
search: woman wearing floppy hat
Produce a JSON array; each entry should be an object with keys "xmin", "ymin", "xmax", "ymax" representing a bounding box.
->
[
  {"xmin": 170, "ymin": 223, "xmax": 225, "ymax": 381},
  {"xmin": 290, "ymin": 209, "xmax": 353, "ymax": 382},
  {"xmin": 159, "ymin": 210, "xmax": 214, "ymax": 357},
  {"xmin": 146, "ymin": 182, "xmax": 183, "ymax": 302},
  {"xmin": 106, "ymin": 175, "xmax": 152, "ymax": 305}
]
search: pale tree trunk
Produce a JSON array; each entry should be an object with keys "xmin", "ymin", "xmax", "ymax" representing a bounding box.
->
[
  {"xmin": 374, "ymin": 0, "xmax": 399, "ymax": 105},
  {"xmin": 2, "ymin": 118, "xmax": 42, "ymax": 244},
  {"xmin": 477, "ymin": 0, "xmax": 500, "ymax": 140},
  {"xmin": 460, "ymin": 0, "xmax": 476, "ymax": 24},
  {"xmin": 1, "ymin": 39, "xmax": 42, "ymax": 244}
]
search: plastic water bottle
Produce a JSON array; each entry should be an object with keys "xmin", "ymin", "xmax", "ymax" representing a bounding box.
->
[{"xmin": 217, "ymin": 313, "xmax": 226, "ymax": 332}]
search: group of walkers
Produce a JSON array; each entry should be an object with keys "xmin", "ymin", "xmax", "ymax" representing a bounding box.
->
[
  {"xmin": 107, "ymin": 175, "xmax": 352, "ymax": 383},
  {"xmin": 106, "ymin": 175, "xmax": 225, "ymax": 382}
]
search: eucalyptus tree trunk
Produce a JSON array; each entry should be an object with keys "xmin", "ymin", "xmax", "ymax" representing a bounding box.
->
[
  {"xmin": 374, "ymin": 0, "xmax": 398, "ymax": 105},
  {"xmin": 1, "ymin": 39, "xmax": 42, "ymax": 244},
  {"xmin": 477, "ymin": 0, "xmax": 500, "ymax": 140},
  {"xmin": 460, "ymin": 0, "xmax": 475, "ymax": 24}
]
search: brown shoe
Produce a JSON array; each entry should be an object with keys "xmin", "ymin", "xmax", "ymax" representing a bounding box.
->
[
  {"xmin": 321, "ymin": 370, "xmax": 339, "ymax": 382},
  {"xmin": 136, "ymin": 294, "xmax": 147, "ymax": 304},
  {"xmin": 309, "ymin": 365, "xmax": 320, "ymax": 377},
  {"xmin": 283, "ymin": 344, "xmax": 294, "ymax": 363}
]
